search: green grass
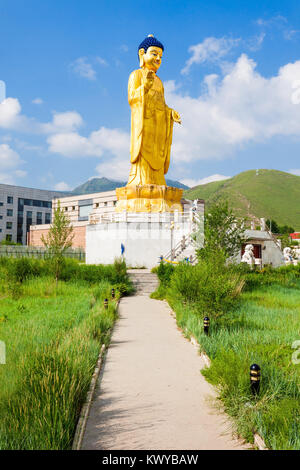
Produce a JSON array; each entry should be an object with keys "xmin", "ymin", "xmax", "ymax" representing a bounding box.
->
[
  {"xmin": 184, "ymin": 169, "xmax": 300, "ymax": 229},
  {"xmin": 166, "ymin": 281, "xmax": 300, "ymax": 450},
  {"xmin": 0, "ymin": 274, "xmax": 119, "ymax": 450},
  {"xmin": 151, "ymin": 261, "xmax": 300, "ymax": 450}
]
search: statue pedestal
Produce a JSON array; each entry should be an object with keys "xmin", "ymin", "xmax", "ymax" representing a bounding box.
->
[
  {"xmin": 86, "ymin": 208, "xmax": 204, "ymax": 268},
  {"xmin": 115, "ymin": 185, "xmax": 183, "ymax": 213},
  {"xmin": 86, "ymin": 201, "xmax": 205, "ymax": 269}
]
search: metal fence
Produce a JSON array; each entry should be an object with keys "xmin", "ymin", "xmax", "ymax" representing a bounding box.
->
[{"xmin": 0, "ymin": 246, "xmax": 85, "ymax": 261}]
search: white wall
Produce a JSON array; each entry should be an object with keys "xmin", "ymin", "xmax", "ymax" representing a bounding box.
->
[{"xmin": 86, "ymin": 221, "xmax": 190, "ymax": 268}]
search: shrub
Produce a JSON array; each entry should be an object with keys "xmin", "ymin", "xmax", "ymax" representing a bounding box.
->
[
  {"xmin": 157, "ymin": 261, "xmax": 175, "ymax": 285},
  {"xmin": 168, "ymin": 260, "xmax": 244, "ymax": 319}
]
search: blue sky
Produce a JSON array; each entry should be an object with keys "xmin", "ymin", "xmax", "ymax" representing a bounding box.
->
[{"xmin": 1, "ymin": 0, "xmax": 300, "ymax": 189}]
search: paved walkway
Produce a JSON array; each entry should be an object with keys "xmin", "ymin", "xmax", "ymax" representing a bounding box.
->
[{"xmin": 81, "ymin": 295, "xmax": 248, "ymax": 450}]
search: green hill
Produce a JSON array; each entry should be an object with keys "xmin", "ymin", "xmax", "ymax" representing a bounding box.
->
[
  {"xmin": 72, "ymin": 177, "xmax": 189, "ymax": 195},
  {"xmin": 184, "ymin": 169, "xmax": 300, "ymax": 230},
  {"xmin": 72, "ymin": 177, "xmax": 122, "ymax": 195}
]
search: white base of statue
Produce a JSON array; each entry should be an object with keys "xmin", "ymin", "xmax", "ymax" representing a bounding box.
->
[{"xmin": 86, "ymin": 211, "xmax": 201, "ymax": 268}]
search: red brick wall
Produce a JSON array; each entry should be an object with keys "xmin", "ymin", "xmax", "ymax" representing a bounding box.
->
[{"xmin": 29, "ymin": 225, "xmax": 86, "ymax": 249}]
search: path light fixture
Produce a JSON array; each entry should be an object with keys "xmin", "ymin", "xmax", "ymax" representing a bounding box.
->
[
  {"xmin": 250, "ymin": 363, "xmax": 261, "ymax": 396},
  {"xmin": 104, "ymin": 298, "xmax": 108, "ymax": 309},
  {"xmin": 203, "ymin": 316, "xmax": 210, "ymax": 335},
  {"xmin": 111, "ymin": 288, "xmax": 115, "ymax": 299}
]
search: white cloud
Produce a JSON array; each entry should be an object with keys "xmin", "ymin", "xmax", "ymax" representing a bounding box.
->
[
  {"xmin": 0, "ymin": 144, "xmax": 21, "ymax": 170},
  {"xmin": 165, "ymin": 54, "xmax": 300, "ymax": 164},
  {"xmin": 47, "ymin": 126, "xmax": 130, "ymax": 159},
  {"xmin": 14, "ymin": 169, "xmax": 27, "ymax": 178},
  {"xmin": 0, "ymin": 143, "xmax": 24, "ymax": 183},
  {"xmin": 95, "ymin": 156, "xmax": 130, "ymax": 181},
  {"xmin": 181, "ymin": 37, "xmax": 240, "ymax": 74},
  {"xmin": 0, "ymin": 97, "xmax": 84, "ymax": 135},
  {"xmin": 181, "ymin": 174, "xmax": 231, "ymax": 187},
  {"xmin": 247, "ymin": 32, "xmax": 266, "ymax": 51},
  {"xmin": 54, "ymin": 181, "xmax": 71, "ymax": 191},
  {"xmin": 0, "ymin": 135, "xmax": 12, "ymax": 143},
  {"xmin": 255, "ymin": 15, "xmax": 288, "ymax": 28},
  {"xmin": 288, "ymin": 169, "xmax": 300, "ymax": 176},
  {"xmin": 0, "ymin": 98, "xmax": 22, "ymax": 128},
  {"xmin": 47, "ymin": 132, "xmax": 93, "ymax": 157},
  {"xmin": 42, "ymin": 111, "xmax": 83, "ymax": 134},
  {"xmin": 255, "ymin": 15, "xmax": 298, "ymax": 42},
  {"xmin": 32, "ymin": 98, "xmax": 43, "ymax": 105},
  {"xmin": 47, "ymin": 126, "xmax": 131, "ymax": 180},
  {"xmin": 95, "ymin": 56, "xmax": 108, "ymax": 66},
  {"xmin": 70, "ymin": 57, "xmax": 97, "ymax": 80}
]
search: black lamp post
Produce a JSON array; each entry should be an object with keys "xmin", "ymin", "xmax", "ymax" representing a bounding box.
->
[
  {"xmin": 250, "ymin": 363, "xmax": 261, "ymax": 396},
  {"xmin": 203, "ymin": 316, "xmax": 210, "ymax": 335}
]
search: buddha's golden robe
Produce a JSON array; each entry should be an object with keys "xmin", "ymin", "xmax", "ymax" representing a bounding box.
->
[{"xmin": 127, "ymin": 68, "xmax": 174, "ymax": 186}]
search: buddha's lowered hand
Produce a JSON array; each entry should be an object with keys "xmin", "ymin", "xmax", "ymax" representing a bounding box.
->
[{"xmin": 172, "ymin": 109, "xmax": 181, "ymax": 124}]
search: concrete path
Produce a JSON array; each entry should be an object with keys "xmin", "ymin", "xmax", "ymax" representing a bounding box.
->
[{"xmin": 81, "ymin": 295, "xmax": 248, "ymax": 450}]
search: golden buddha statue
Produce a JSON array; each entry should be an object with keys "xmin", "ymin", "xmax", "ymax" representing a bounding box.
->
[{"xmin": 116, "ymin": 35, "xmax": 183, "ymax": 212}]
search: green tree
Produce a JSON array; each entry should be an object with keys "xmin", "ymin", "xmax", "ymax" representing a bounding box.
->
[
  {"xmin": 266, "ymin": 219, "xmax": 280, "ymax": 233},
  {"xmin": 266, "ymin": 219, "xmax": 294, "ymax": 234},
  {"xmin": 197, "ymin": 200, "xmax": 246, "ymax": 262},
  {"xmin": 41, "ymin": 200, "xmax": 74, "ymax": 283}
]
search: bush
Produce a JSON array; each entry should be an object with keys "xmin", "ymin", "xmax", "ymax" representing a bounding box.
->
[
  {"xmin": 157, "ymin": 261, "xmax": 175, "ymax": 285},
  {"xmin": 0, "ymin": 257, "xmax": 133, "ymax": 296},
  {"xmin": 168, "ymin": 260, "xmax": 244, "ymax": 319}
]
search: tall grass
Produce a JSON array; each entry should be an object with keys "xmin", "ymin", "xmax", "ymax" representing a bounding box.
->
[
  {"xmin": 155, "ymin": 261, "xmax": 300, "ymax": 450},
  {"xmin": 0, "ymin": 259, "xmax": 131, "ymax": 449}
]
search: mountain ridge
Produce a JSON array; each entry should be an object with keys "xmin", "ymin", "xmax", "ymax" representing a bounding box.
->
[
  {"xmin": 71, "ymin": 177, "xmax": 189, "ymax": 195},
  {"xmin": 184, "ymin": 169, "xmax": 300, "ymax": 229}
]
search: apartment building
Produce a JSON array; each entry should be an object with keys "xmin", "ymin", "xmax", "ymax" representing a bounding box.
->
[
  {"xmin": 29, "ymin": 190, "xmax": 197, "ymax": 250},
  {"xmin": 29, "ymin": 190, "xmax": 117, "ymax": 248},
  {"xmin": 0, "ymin": 183, "xmax": 63, "ymax": 245}
]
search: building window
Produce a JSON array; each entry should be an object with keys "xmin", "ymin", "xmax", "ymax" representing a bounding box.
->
[
  {"xmin": 7, "ymin": 209, "xmax": 13, "ymax": 217},
  {"xmin": 95, "ymin": 203, "xmax": 99, "ymax": 208},
  {"xmin": 6, "ymin": 222, "xmax": 12, "ymax": 230},
  {"xmin": 65, "ymin": 207, "xmax": 68, "ymax": 211},
  {"xmin": 72, "ymin": 206, "xmax": 75, "ymax": 211},
  {"xmin": 0, "ymin": 229, "xmax": 2, "ymax": 232},
  {"xmin": 7, "ymin": 196, "xmax": 13, "ymax": 204},
  {"xmin": 24, "ymin": 199, "xmax": 33, "ymax": 206},
  {"xmin": 26, "ymin": 211, "xmax": 32, "ymax": 218},
  {"xmin": 36, "ymin": 212, "xmax": 43, "ymax": 225},
  {"xmin": 78, "ymin": 199, "xmax": 93, "ymax": 221},
  {"xmin": 45, "ymin": 213, "xmax": 51, "ymax": 224},
  {"xmin": 0, "ymin": 215, "xmax": 2, "ymax": 219},
  {"xmin": 0, "ymin": 202, "xmax": 3, "ymax": 206},
  {"xmin": 104, "ymin": 201, "xmax": 107, "ymax": 206},
  {"xmin": 6, "ymin": 234, "xmax": 12, "ymax": 241}
]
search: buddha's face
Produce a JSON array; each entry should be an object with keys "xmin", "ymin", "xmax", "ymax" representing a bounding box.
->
[{"xmin": 140, "ymin": 46, "xmax": 163, "ymax": 72}]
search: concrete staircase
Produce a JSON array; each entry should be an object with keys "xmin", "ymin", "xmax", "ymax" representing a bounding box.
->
[{"xmin": 127, "ymin": 269, "xmax": 159, "ymax": 295}]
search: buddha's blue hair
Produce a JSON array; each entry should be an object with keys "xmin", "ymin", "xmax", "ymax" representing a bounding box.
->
[{"xmin": 138, "ymin": 35, "xmax": 164, "ymax": 57}]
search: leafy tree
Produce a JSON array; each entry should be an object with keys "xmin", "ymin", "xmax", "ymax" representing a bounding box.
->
[
  {"xmin": 41, "ymin": 200, "xmax": 74, "ymax": 283},
  {"xmin": 266, "ymin": 219, "xmax": 294, "ymax": 234},
  {"xmin": 266, "ymin": 219, "xmax": 280, "ymax": 233},
  {"xmin": 197, "ymin": 200, "xmax": 246, "ymax": 262}
]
